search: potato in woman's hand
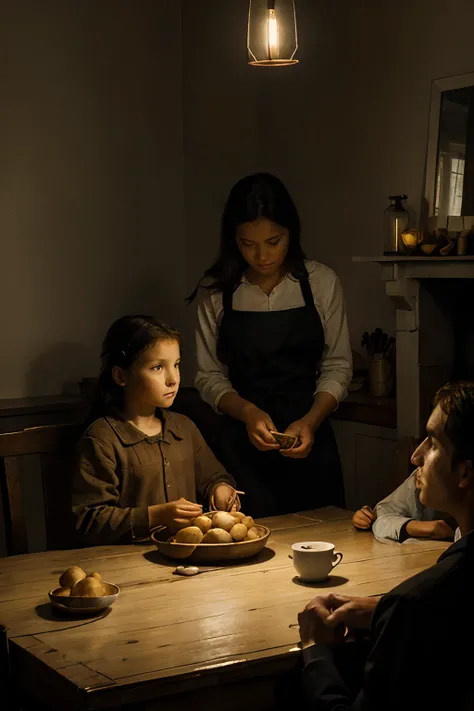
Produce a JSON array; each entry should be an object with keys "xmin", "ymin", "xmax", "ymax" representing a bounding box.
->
[
  {"xmin": 192, "ymin": 515, "xmax": 212, "ymax": 534},
  {"xmin": 211, "ymin": 512, "xmax": 235, "ymax": 532},
  {"xmin": 230, "ymin": 523, "xmax": 248, "ymax": 541},
  {"xmin": 59, "ymin": 566, "xmax": 86, "ymax": 588},
  {"xmin": 174, "ymin": 526, "xmax": 204, "ymax": 544}
]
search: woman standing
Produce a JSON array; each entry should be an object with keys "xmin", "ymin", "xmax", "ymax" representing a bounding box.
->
[{"xmin": 190, "ymin": 173, "xmax": 352, "ymax": 518}]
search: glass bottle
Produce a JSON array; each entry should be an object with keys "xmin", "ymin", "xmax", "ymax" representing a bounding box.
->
[{"xmin": 383, "ymin": 195, "xmax": 409, "ymax": 255}]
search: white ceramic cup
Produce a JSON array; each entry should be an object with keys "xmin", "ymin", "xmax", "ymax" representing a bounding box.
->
[{"xmin": 291, "ymin": 541, "xmax": 343, "ymax": 582}]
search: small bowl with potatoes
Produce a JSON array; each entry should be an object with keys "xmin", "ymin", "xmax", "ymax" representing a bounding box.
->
[
  {"xmin": 49, "ymin": 566, "xmax": 119, "ymax": 615},
  {"xmin": 151, "ymin": 510, "xmax": 270, "ymax": 564}
]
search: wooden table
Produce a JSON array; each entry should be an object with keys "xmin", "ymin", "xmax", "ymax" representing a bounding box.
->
[{"xmin": 0, "ymin": 507, "xmax": 448, "ymax": 711}]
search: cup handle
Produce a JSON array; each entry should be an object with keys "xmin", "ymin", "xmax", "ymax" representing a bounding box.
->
[{"xmin": 332, "ymin": 552, "xmax": 343, "ymax": 569}]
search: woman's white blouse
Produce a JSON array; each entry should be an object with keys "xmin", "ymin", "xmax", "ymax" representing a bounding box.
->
[{"xmin": 195, "ymin": 260, "xmax": 352, "ymax": 412}]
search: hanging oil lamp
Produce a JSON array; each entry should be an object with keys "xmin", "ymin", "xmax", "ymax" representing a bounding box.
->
[{"xmin": 247, "ymin": 0, "xmax": 299, "ymax": 67}]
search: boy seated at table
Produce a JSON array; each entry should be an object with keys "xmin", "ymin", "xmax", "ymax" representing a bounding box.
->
[
  {"xmin": 72, "ymin": 315, "xmax": 239, "ymax": 546},
  {"xmin": 351, "ymin": 468, "xmax": 459, "ymax": 543}
]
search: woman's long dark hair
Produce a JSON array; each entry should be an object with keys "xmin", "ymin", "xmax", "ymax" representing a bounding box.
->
[
  {"xmin": 187, "ymin": 173, "xmax": 307, "ymax": 301},
  {"xmin": 84, "ymin": 315, "xmax": 180, "ymax": 428}
]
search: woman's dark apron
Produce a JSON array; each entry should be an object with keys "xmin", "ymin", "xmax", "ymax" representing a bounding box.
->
[{"xmin": 215, "ymin": 266, "xmax": 345, "ymax": 518}]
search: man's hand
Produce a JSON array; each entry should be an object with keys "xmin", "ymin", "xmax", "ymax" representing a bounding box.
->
[
  {"xmin": 148, "ymin": 498, "xmax": 202, "ymax": 533},
  {"xmin": 352, "ymin": 505, "xmax": 375, "ymax": 530},
  {"xmin": 323, "ymin": 593, "xmax": 379, "ymax": 631},
  {"xmin": 298, "ymin": 595, "xmax": 347, "ymax": 649},
  {"xmin": 298, "ymin": 593, "xmax": 379, "ymax": 648},
  {"xmin": 281, "ymin": 418, "xmax": 314, "ymax": 459},
  {"xmin": 242, "ymin": 405, "xmax": 280, "ymax": 451}
]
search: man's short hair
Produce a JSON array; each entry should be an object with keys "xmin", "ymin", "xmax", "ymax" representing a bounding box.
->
[{"xmin": 434, "ymin": 382, "xmax": 474, "ymax": 465}]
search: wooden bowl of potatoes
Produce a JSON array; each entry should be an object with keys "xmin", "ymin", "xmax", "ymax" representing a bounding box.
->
[
  {"xmin": 49, "ymin": 566, "xmax": 119, "ymax": 615},
  {"xmin": 151, "ymin": 511, "xmax": 270, "ymax": 564}
]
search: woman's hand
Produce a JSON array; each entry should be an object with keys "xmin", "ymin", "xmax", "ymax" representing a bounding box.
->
[
  {"xmin": 352, "ymin": 505, "xmax": 375, "ymax": 530},
  {"xmin": 148, "ymin": 498, "xmax": 202, "ymax": 533},
  {"xmin": 211, "ymin": 483, "xmax": 240, "ymax": 512},
  {"xmin": 242, "ymin": 405, "xmax": 280, "ymax": 451},
  {"xmin": 280, "ymin": 418, "xmax": 314, "ymax": 459}
]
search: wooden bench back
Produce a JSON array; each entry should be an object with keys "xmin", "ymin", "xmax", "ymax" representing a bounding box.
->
[{"xmin": 0, "ymin": 424, "xmax": 82, "ymax": 555}]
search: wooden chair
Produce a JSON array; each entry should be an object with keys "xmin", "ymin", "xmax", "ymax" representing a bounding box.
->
[
  {"xmin": 0, "ymin": 423, "xmax": 82, "ymax": 556},
  {"xmin": 0, "ymin": 390, "xmax": 220, "ymax": 557}
]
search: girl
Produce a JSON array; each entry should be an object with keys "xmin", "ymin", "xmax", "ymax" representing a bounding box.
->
[
  {"xmin": 189, "ymin": 173, "xmax": 352, "ymax": 518},
  {"xmin": 72, "ymin": 315, "xmax": 238, "ymax": 545}
]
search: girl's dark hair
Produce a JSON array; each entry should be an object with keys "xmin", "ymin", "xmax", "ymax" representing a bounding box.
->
[
  {"xmin": 187, "ymin": 172, "xmax": 307, "ymax": 301},
  {"xmin": 85, "ymin": 315, "xmax": 180, "ymax": 427}
]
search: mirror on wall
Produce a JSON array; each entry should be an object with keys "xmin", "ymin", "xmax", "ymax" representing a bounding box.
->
[{"xmin": 424, "ymin": 72, "xmax": 474, "ymax": 226}]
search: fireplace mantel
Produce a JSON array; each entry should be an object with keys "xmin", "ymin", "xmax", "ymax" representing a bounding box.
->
[
  {"xmin": 353, "ymin": 255, "xmax": 474, "ymax": 441},
  {"xmin": 353, "ymin": 255, "xmax": 474, "ymax": 280}
]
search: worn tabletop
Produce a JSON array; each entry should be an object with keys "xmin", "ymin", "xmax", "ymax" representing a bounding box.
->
[{"xmin": 0, "ymin": 507, "xmax": 448, "ymax": 710}]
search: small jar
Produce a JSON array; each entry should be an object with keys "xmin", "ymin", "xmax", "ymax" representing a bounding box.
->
[{"xmin": 368, "ymin": 359, "xmax": 393, "ymax": 397}]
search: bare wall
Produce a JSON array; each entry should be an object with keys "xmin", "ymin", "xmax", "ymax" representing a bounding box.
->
[
  {"xmin": 4, "ymin": 0, "xmax": 474, "ymax": 397},
  {"xmin": 181, "ymin": 0, "xmax": 279, "ymax": 377},
  {"xmin": 257, "ymin": 0, "xmax": 474, "ymax": 346},
  {"xmin": 0, "ymin": 1, "xmax": 185, "ymax": 398}
]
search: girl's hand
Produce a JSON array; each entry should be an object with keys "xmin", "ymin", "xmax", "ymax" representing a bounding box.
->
[
  {"xmin": 148, "ymin": 498, "xmax": 202, "ymax": 533},
  {"xmin": 212, "ymin": 483, "xmax": 240, "ymax": 512},
  {"xmin": 243, "ymin": 405, "xmax": 280, "ymax": 452},
  {"xmin": 352, "ymin": 506, "xmax": 375, "ymax": 530},
  {"xmin": 280, "ymin": 419, "xmax": 314, "ymax": 459}
]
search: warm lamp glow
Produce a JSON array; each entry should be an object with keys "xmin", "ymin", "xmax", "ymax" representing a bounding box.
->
[
  {"xmin": 248, "ymin": 0, "xmax": 299, "ymax": 67},
  {"xmin": 267, "ymin": 8, "xmax": 279, "ymax": 59}
]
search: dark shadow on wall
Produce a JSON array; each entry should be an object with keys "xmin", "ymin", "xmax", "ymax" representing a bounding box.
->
[{"xmin": 26, "ymin": 342, "xmax": 95, "ymax": 397}]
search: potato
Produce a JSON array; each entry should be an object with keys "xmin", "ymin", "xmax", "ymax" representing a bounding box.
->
[
  {"xmin": 241, "ymin": 516, "xmax": 255, "ymax": 530},
  {"xmin": 192, "ymin": 515, "xmax": 212, "ymax": 534},
  {"xmin": 54, "ymin": 586, "xmax": 71, "ymax": 597},
  {"xmin": 230, "ymin": 523, "xmax": 248, "ymax": 542},
  {"xmin": 174, "ymin": 526, "xmax": 204, "ymax": 544},
  {"xmin": 71, "ymin": 577, "xmax": 104, "ymax": 597},
  {"xmin": 231, "ymin": 511, "xmax": 245, "ymax": 522},
  {"xmin": 246, "ymin": 527, "xmax": 260, "ymax": 540},
  {"xmin": 59, "ymin": 566, "xmax": 86, "ymax": 588},
  {"xmin": 202, "ymin": 529, "xmax": 233, "ymax": 544},
  {"xmin": 89, "ymin": 571, "xmax": 102, "ymax": 582},
  {"xmin": 211, "ymin": 511, "xmax": 235, "ymax": 532}
]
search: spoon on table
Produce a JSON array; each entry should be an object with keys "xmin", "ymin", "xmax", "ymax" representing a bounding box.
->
[{"xmin": 174, "ymin": 565, "xmax": 222, "ymax": 577}]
